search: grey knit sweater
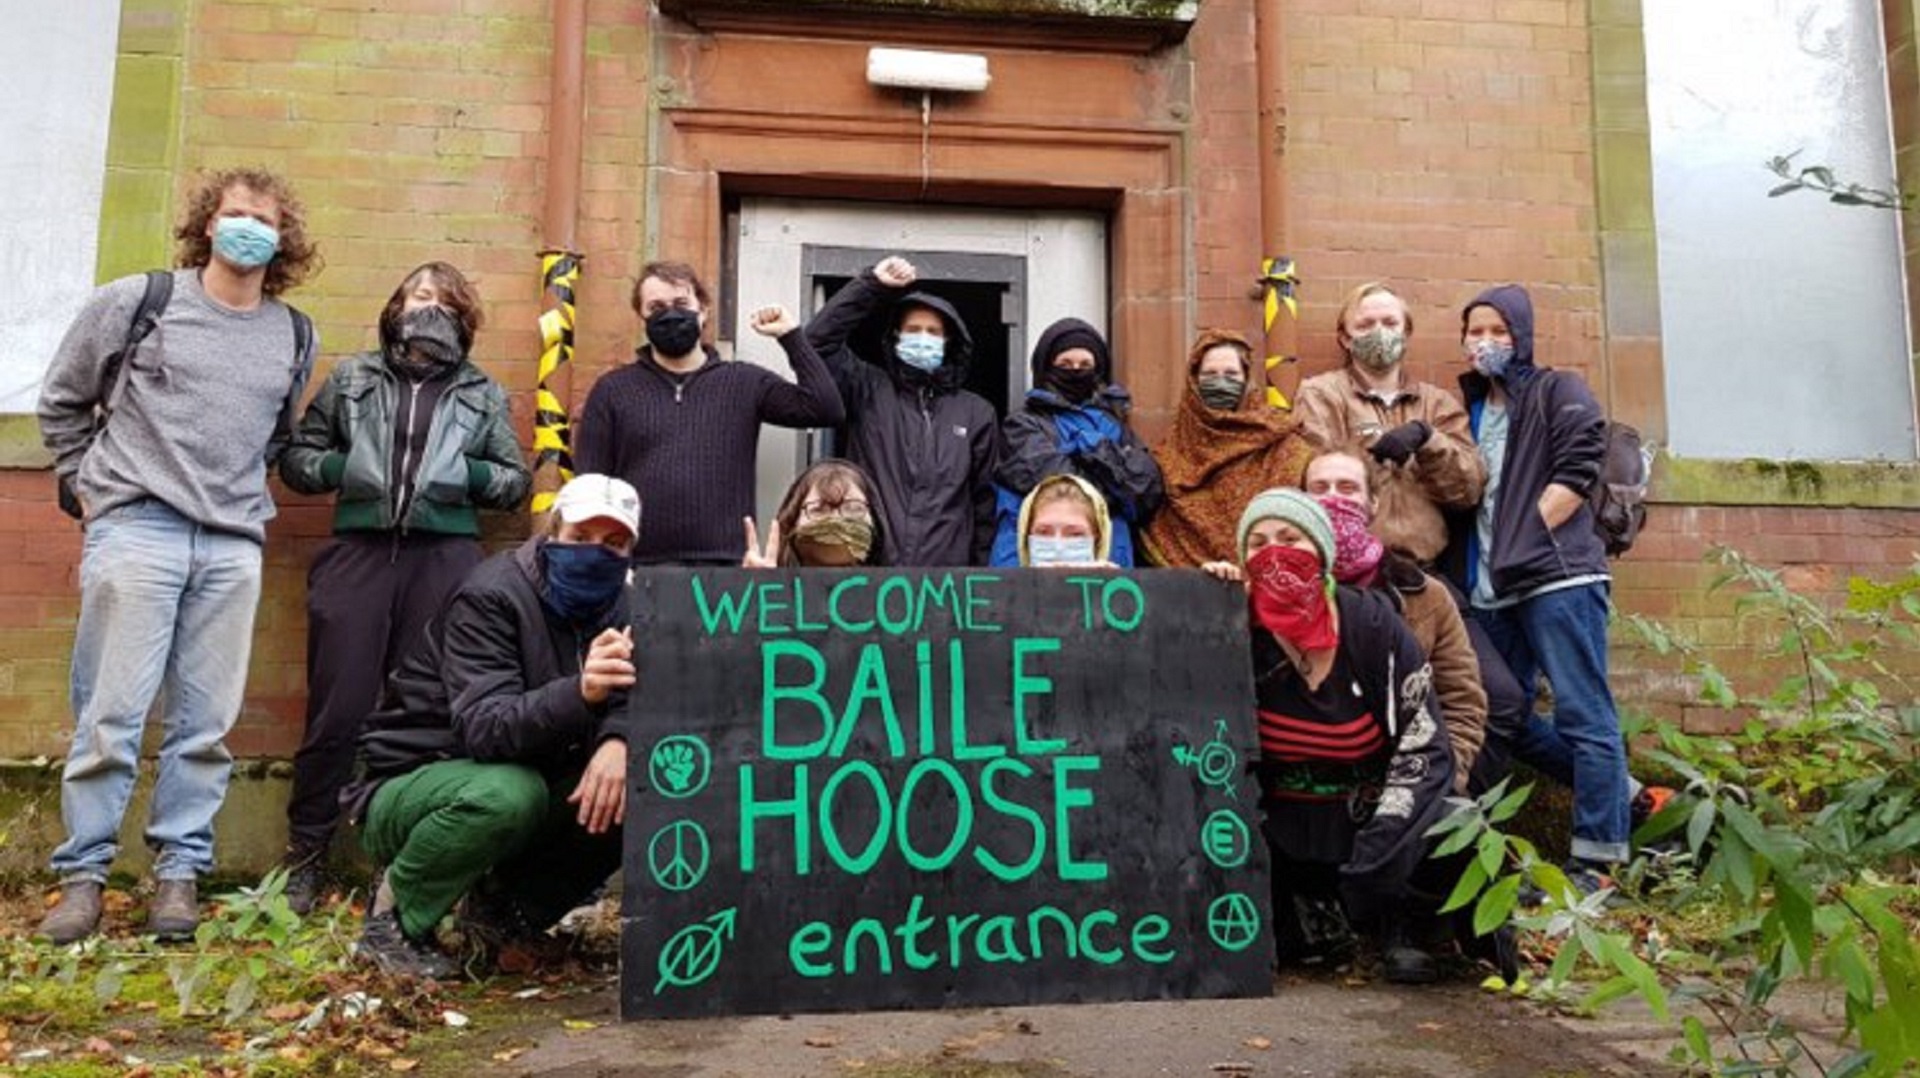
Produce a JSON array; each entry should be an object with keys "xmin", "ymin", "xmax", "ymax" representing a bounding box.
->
[{"xmin": 38, "ymin": 269, "xmax": 316, "ymax": 542}]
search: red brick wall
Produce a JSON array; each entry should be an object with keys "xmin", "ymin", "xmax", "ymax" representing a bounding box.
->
[{"xmin": 0, "ymin": 0, "xmax": 1911, "ymax": 762}]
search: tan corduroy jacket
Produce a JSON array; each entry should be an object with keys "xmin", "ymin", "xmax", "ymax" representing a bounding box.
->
[
  {"xmin": 1296, "ymin": 366, "xmax": 1485, "ymax": 565},
  {"xmin": 1376, "ymin": 555, "xmax": 1486, "ymax": 794}
]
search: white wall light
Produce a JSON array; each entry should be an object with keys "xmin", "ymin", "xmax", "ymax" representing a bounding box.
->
[{"xmin": 866, "ymin": 48, "xmax": 991, "ymax": 94}]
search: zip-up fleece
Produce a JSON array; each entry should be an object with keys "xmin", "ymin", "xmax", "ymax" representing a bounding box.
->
[
  {"xmin": 805, "ymin": 273, "xmax": 1000, "ymax": 567},
  {"xmin": 280, "ymin": 351, "xmax": 530, "ymax": 536},
  {"xmin": 1448, "ymin": 285, "xmax": 1609, "ymax": 600}
]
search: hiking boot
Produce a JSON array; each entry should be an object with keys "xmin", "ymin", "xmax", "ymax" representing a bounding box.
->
[
  {"xmin": 1379, "ymin": 920, "xmax": 1439, "ymax": 986},
  {"xmin": 355, "ymin": 910, "xmax": 459, "ymax": 981},
  {"xmin": 36, "ymin": 881, "xmax": 104, "ymax": 945},
  {"xmin": 278, "ymin": 855, "xmax": 325, "ymax": 916},
  {"xmin": 148, "ymin": 879, "xmax": 199, "ymax": 941}
]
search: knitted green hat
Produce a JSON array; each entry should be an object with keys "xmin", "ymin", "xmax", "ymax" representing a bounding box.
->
[{"xmin": 1236, "ymin": 488, "xmax": 1336, "ymax": 585}]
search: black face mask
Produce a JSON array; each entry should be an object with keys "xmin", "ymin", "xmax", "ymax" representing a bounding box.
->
[
  {"xmin": 645, "ymin": 308, "xmax": 703, "ymax": 358},
  {"xmin": 1048, "ymin": 366, "xmax": 1100, "ymax": 404}
]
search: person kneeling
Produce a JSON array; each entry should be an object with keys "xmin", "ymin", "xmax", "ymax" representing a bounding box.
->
[
  {"xmin": 341, "ymin": 474, "xmax": 642, "ymax": 979},
  {"xmin": 1205, "ymin": 489, "xmax": 1456, "ymax": 984}
]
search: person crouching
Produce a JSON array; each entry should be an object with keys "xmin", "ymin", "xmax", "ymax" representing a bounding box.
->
[{"xmin": 341, "ymin": 474, "xmax": 641, "ymax": 978}]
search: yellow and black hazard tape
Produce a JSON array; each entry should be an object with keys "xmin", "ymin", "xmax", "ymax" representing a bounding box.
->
[{"xmin": 533, "ymin": 249, "xmax": 582, "ymax": 514}]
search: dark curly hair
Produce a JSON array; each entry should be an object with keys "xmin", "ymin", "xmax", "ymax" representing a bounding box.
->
[{"xmin": 174, "ymin": 167, "xmax": 321, "ymax": 296}]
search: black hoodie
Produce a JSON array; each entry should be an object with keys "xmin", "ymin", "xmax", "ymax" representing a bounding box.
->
[
  {"xmin": 805, "ymin": 272, "xmax": 1000, "ymax": 566},
  {"xmin": 1447, "ymin": 284, "xmax": 1609, "ymax": 600}
]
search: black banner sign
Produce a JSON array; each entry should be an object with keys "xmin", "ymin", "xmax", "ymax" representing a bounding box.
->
[{"xmin": 621, "ymin": 569, "xmax": 1270, "ymax": 1018}]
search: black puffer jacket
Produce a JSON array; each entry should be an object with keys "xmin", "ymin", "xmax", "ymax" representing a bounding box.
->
[
  {"xmin": 342, "ymin": 536, "xmax": 631, "ymax": 819},
  {"xmin": 1449, "ymin": 285, "xmax": 1609, "ymax": 600},
  {"xmin": 805, "ymin": 273, "xmax": 1000, "ymax": 567}
]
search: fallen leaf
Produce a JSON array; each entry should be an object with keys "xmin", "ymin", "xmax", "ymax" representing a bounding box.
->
[
  {"xmin": 111, "ymin": 1028, "xmax": 139, "ymax": 1043},
  {"xmin": 804, "ymin": 1034, "xmax": 840, "ymax": 1048},
  {"xmin": 277, "ymin": 1046, "xmax": 309, "ymax": 1063},
  {"xmin": 1015, "ymin": 1019, "xmax": 1038, "ymax": 1035},
  {"xmin": 491, "ymin": 1046, "xmax": 529, "ymax": 1063},
  {"xmin": 1210, "ymin": 1064, "xmax": 1254, "ymax": 1074},
  {"xmin": 561, "ymin": 1020, "xmax": 599, "ymax": 1032},
  {"xmin": 84, "ymin": 1037, "xmax": 115, "ymax": 1055},
  {"xmin": 1243, "ymin": 1036, "xmax": 1273, "ymax": 1050},
  {"xmin": 511, "ymin": 987, "xmax": 543, "ymax": 1000},
  {"xmin": 1414, "ymin": 1022, "xmax": 1444, "ymax": 1033},
  {"xmin": 263, "ymin": 1003, "xmax": 308, "ymax": 1022},
  {"xmin": 389, "ymin": 1059, "xmax": 420, "ymax": 1072}
]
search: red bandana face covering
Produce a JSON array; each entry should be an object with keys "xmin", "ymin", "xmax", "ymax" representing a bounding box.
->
[
  {"xmin": 1319, "ymin": 496, "xmax": 1384, "ymax": 586},
  {"xmin": 1246, "ymin": 544, "xmax": 1339, "ymax": 652}
]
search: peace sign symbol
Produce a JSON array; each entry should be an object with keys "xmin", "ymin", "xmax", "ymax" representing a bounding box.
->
[{"xmin": 647, "ymin": 819, "xmax": 711, "ymax": 892}]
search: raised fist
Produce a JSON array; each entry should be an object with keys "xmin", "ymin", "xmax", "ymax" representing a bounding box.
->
[{"xmin": 874, "ymin": 257, "xmax": 917, "ymax": 289}]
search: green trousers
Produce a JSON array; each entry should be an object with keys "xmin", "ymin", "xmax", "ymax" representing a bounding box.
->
[{"xmin": 361, "ymin": 759, "xmax": 622, "ymax": 940}]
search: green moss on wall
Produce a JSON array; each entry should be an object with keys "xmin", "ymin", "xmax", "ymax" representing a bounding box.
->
[{"xmin": 1655, "ymin": 455, "xmax": 1920, "ymax": 508}]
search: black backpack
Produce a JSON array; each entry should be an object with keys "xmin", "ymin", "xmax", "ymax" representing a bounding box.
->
[
  {"xmin": 56, "ymin": 270, "xmax": 314, "ymax": 519},
  {"xmin": 1590, "ymin": 419, "xmax": 1652, "ymax": 558}
]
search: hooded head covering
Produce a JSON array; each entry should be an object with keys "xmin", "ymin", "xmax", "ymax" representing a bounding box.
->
[
  {"xmin": 1461, "ymin": 284, "xmax": 1536, "ymax": 375},
  {"xmin": 1029, "ymin": 318, "xmax": 1112, "ymax": 385},
  {"xmin": 1016, "ymin": 473, "xmax": 1112, "ymax": 566},
  {"xmin": 887, "ymin": 291, "xmax": 975, "ymax": 392},
  {"xmin": 1139, "ymin": 330, "xmax": 1313, "ymax": 567},
  {"xmin": 1237, "ymin": 487, "xmax": 1336, "ymax": 589}
]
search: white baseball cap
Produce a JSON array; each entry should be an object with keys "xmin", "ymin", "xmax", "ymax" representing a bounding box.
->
[{"xmin": 551, "ymin": 474, "xmax": 641, "ymax": 538}]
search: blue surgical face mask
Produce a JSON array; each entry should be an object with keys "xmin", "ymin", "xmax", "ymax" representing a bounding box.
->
[
  {"xmin": 211, "ymin": 216, "xmax": 280, "ymax": 270},
  {"xmin": 539, "ymin": 540, "xmax": 630, "ymax": 622},
  {"xmin": 1028, "ymin": 534, "xmax": 1098, "ymax": 567},
  {"xmin": 1469, "ymin": 339, "xmax": 1515, "ymax": 379},
  {"xmin": 895, "ymin": 332, "xmax": 945, "ymax": 372}
]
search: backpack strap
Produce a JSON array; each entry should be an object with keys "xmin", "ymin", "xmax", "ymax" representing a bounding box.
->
[{"xmin": 99, "ymin": 269, "xmax": 174, "ymax": 421}]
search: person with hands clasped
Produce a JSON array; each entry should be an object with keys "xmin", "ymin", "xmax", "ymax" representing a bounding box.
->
[
  {"xmin": 989, "ymin": 319, "xmax": 1162, "ymax": 567},
  {"xmin": 574, "ymin": 262, "xmax": 842, "ymax": 565},
  {"xmin": 340, "ymin": 474, "xmax": 643, "ymax": 980},
  {"xmin": 273, "ymin": 262, "xmax": 529, "ymax": 913},
  {"xmin": 805, "ymin": 256, "xmax": 999, "ymax": 567},
  {"xmin": 1294, "ymin": 283, "xmax": 1484, "ymax": 568}
]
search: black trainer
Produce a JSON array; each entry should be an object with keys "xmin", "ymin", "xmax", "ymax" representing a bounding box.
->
[
  {"xmin": 1379, "ymin": 920, "xmax": 1439, "ymax": 985},
  {"xmin": 355, "ymin": 911, "xmax": 459, "ymax": 981}
]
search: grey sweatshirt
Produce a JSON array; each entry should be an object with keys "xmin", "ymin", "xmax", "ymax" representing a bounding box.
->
[{"xmin": 38, "ymin": 269, "xmax": 317, "ymax": 542}]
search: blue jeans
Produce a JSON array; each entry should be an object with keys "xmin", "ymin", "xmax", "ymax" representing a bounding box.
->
[
  {"xmin": 1473, "ymin": 583, "xmax": 1630, "ymax": 864},
  {"xmin": 51, "ymin": 500, "xmax": 263, "ymax": 883}
]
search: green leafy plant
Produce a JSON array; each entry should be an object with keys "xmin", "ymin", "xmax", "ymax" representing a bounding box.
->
[
  {"xmin": 1765, "ymin": 151, "xmax": 1913, "ymax": 212},
  {"xmin": 1441, "ymin": 548, "xmax": 1920, "ymax": 1077}
]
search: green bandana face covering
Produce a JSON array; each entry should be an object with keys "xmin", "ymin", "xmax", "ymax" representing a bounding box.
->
[
  {"xmin": 791, "ymin": 515, "xmax": 874, "ymax": 566},
  {"xmin": 1197, "ymin": 375, "xmax": 1246, "ymax": 411}
]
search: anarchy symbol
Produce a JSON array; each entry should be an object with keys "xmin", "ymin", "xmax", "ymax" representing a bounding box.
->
[
  {"xmin": 654, "ymin": 907, "xmax": 738, "ymax": 994},
  {"xmin": 646, "ymin": 819, "xmax": 711, "ymax": 892},
  {"xmin": 1207, "ymin": 892, "xmax": 1261, "ymax": 952},
  {"xmin": 1172, "ymin": 719, "xmax": 1240, "ymax": 799}
]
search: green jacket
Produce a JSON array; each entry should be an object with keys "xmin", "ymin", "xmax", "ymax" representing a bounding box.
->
[{"xmin": 281, "ymin": 351, "xmax": 530, "ymax": 535}]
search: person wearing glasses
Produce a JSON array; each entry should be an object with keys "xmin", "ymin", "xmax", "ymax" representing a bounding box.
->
[{"xmin": 741, "ymin": 458, "xmax": 888, "ymax": 569}]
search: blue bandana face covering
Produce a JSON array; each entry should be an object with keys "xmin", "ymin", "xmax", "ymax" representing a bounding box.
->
[
  {"xmin": 1028, "ymin": 534, "xmax": 1097, "ymax": 567},
  {"xmin": 539, "ymin": 541, "xmax": 630, "ymax": 621},
  {"xmin": 211, "ymin": 216, "xmax": 280, "ymax": 270},
  {"xmin": 895, "ymin": 332, "xmax": 945, "ymax": 372}
]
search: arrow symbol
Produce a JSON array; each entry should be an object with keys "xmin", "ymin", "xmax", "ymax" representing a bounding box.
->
[{"xmin": 654, "ymin": 907, "xmax": 738, "ymax": 994}]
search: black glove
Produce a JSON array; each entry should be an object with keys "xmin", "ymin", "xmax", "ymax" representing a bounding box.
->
[{"xmin": 1368, "ymin": 421, "xmax": 1431, "ymax": 466}]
